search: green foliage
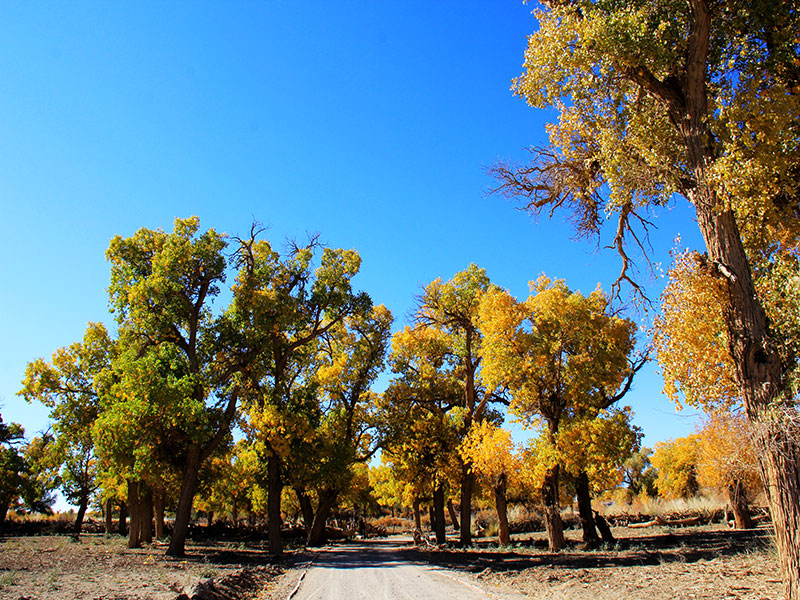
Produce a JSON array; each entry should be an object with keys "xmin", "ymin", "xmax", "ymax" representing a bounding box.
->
[{"xmin": 0, "ymin": 415, "xmax": 55, "ymax": 520}]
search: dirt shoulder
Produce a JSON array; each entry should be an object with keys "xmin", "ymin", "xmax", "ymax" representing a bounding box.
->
[
  {"xmin": 0, "ymin": 533, "xmax": 285, "ymax": 600},
  {"xmin": 414, "ymin": 524, "xmax": 781, "ymax": 600}
]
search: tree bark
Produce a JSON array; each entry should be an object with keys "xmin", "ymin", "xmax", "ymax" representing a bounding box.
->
[
  {"xmin": 726, "ymin": 480, "xmax": 753, "ymax": 529},
  {"xmin": 447, "ymin": 498, "xmax": 460, "ymax": 531},
  {"xmin": 541, "ymin": 465, "xmax": 565, "ymax": 552},
  {"xmin": 127, "ymin": 479, "xmax": 142, "ymax": 549},
  {"xmin": 494, "ymin": 473, "xmax": 510, "ymax": 546},
  {"xmin": 294, "ymin": 487, "xmax": 314, "ymax": 531},
  {"xmin": 433, "ymin": 484, "xmax": 446, "ymax": 544},
  {"xmin": 307, "ymin": 489, "xmax": 338, "ymax": 547},
  {"xmin": 167, "ymin": 446, "xmax": 202, "ymax": 556},
  {"xmin": 72, "ymin": 497, "xmax": 89, "ymax": 538},
  {"xmin": 267, "ymin": 453, "xmax": 283, "ymax": 556},
  {"xmin": 154, "ymin": 490, "xmax": 165, "ymax": 540},
  {"xmin": 459, "ymin": 464, "xmax": 474, "ymax": 546},
  {"xmin": 594, "ymin": 511, "xmax": 615, "ymax": 543},
  {"xmin": 142, "ymin": 487, "xmax": 154, "ymax": 543},
  {"xmin": 118, "ymin": 501, "xmax": 128, "ymax": 536},
  {"xmin": 576, "ymin": 470, "xmax": 600, "ymax": 545},
  {"xmin": 104, "ymin": 498, "xmax": 114, "ymax": 534},
  {"xmin": 413, "ymin": 499, "xmax": 422, "ymax": 531},
  {"xmin": 0, "ymin": 498, "xmax": 10, "ymax": 531}
]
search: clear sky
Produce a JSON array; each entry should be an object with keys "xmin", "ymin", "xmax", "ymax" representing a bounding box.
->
[{"xmin": 0, "ymin": 1, "xmax": 706, "ymax": 466}]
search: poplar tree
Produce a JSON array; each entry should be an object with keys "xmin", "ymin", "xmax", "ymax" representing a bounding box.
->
[{"xmin": 495, "ymin": 3, "xmax": 800, "ymax": 593}]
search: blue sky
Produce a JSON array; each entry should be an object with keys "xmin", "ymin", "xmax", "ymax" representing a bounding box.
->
[{"xmin": 1, "ymin": 1, "xmax": 706, "ymax": 471}]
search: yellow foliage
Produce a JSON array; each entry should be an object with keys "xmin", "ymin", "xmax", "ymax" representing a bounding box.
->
[
  {"xmin": 695, "ymin": 412, "xmax": 761, "ymax": 495},
  {"xmin": 651, "ymin": 435, "xmax": 700, "ymax": 499}
]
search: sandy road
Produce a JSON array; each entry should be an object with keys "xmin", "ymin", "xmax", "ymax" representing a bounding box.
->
[{"xmin": 287, "ymin": 537, "xmax": 526, "ymax": 600}]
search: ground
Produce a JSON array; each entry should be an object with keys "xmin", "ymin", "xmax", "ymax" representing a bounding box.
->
[
  {"xmin": 0, "ymin": 523, "xmax": 782, "ymax": 600},
  {"xmin": 0, "ymin": 533, "xmax": 284, "ymax": 600}
]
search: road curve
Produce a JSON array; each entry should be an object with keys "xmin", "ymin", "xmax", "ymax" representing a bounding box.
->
[{"xmin": 289, "ymin": 536, "xmax": 526, "ymax": 600}]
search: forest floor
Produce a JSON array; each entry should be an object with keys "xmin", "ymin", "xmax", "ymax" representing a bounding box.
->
[{"xmin": 0, "ymin": 522, "xmax": 782, "ymax": 600}]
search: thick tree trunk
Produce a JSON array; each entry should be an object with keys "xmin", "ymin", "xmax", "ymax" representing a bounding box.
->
[
  {"xmin": 728, "ymin": 480, "xmax": 753, "ymax": 529},
  {"xmin": 494, "ymin": 473, "xmax": 510, "ymax": 546},
  {"xmin": 167, "ymin": 447, "xmax": 203, "ymax": 556},
  {"xmin": 576, "ymin": 470, "xmax": 600, "ymax": 545},
  {"xmin": 459, "ymin": 464, "xmax": 474, "ymax": 546},
  {"xmin": 660, "ymin": 9, "xmax": 800, "ymax": 591},
  {"xmin": 413, "ymin": 499, "xmax": 422, "ymax": 531},
  {"xmin": 447, "ymin": 498, "xmax": 460, "ymax": 531},
  {"xmin": 267, "ymin": 453, "xmax": 283, "ymax": 556},
  {"xmin": 127, "ymin": 479, "xmax": 142, "ymax": 549},
  {"xmin": 118, "ymin": 502, "xmax": 128, "ymax": 536},
  {"xmin": 433, "ymin": 484, "xmax": 446, "ymax": 544},
  {"xmin": 307, "ymin": 489, "xmax": 338, "ymax": 547},
  {"xmin": 694, "ymin": 188, "xmax": 800, "ymax": 599},
  {"xmin": 104, "ymin": 498, "xmax": 114, "ymax": 534},
  {"xmin": 541, "ymin": 465, "xmax": 565, "ymax": 552},
  {"xmin": 154, "ymin": 490, "xmax": 165, "ymax": 540}
]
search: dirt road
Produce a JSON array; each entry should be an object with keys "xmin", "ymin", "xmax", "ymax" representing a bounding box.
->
[{"xmin": 282, "ymin": 537, "xmax": 526, "ymax": 600}]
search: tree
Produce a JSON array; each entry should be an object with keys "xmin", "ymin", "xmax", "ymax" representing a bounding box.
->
[
  {"xmin": 556, "ymin": 407, "xmax": 641, "ymax": 543},
  {"xmin": 479, "ymin": 278, "xmax": 638, "ymax": 550},
  {"xmin": 293, "ymin": 304, "xmax": 393, "ymax": 546},
  {"xmin": 19, "ymin": 322, "xmax": 112, "ymax": 536},
  {"xmin": 411, "ymin": 264, "xmax": 506, "ymax": 546},
  {"xmin": 496, "ymin": 2, "xmax": 800, "ymax": 594},
  {"xmin": 106, "ymin": 216, "xmax": 240, "ymax": 555},
  {"xmin": 0, "ymin": 415, "xmax": 55, "ymax": 528},
  {"xmin": 651, "ymin": 435, "xmax": 700, "ymax": 500},
  {"xmin": 460, "ymin": 421, "xmax": 525, "ymax": 545},
  {"xmin": 233, "ymin": 231, "xmax": 371, "ymax": 555},
  {"xmin": 622, "ymin": 447, "xmax": 658, "ymax": 499},
  {"xmin": 696, "ymin": 411, "xmax": 762, "ymax": 529}
]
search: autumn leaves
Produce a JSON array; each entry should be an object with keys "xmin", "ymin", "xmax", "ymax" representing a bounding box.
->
[{"xmin": 381, "ymin": 266, "xmax": 642, "ymax": 552}]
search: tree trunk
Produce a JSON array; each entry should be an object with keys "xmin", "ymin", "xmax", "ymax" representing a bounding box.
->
[
  {"xmin": 127, "ymin": 479, "xmax": 142, "ymax": 549},
  {"xmin": 494, "ymin": 473, "xmax": 510, "ymax": 546},
  {"xmin": 663, "ymin": 12, "xmax": 800, "ymax": 589},
  {"xmin": 541, "ymin": 465, "xmax": 565, "ymax": 552},
  {"xmin": 413, "ymin": 499, "xmax": 422, "ymax": 531},
  {"xmin": 118, "ymin": 502, "xmax": 128, "ymax": 536},
  {"xmin": 694, "ymin": 183, "xmax": 800, "ymax": 599},
  {"xmin": 447, "ymin": 498, "xmax": 460, "ymax": 531},
  {"xmin": 576, "ymin": 470, "xmax": 600, "ymax": 545},
  {"xmin": 294, "ymin": 487, "xmax": 314, "ymax": 530},
  {"xmin": 725, "ymin": 480, "xmax": 753, "ymax": 529},
  {"xmin": 0, "ymin": 498, "xmax": 9, "ymax": 530},
  {"xmin": 142, "ymin": 488, "xmax": 154, "ymax": 543},
  {"xmin": 154, "ymin": 490, "xmax": 165, "ymax": 540},
  {"xmin": 104, "ymin": 498, "xmax": 114, "ymax": 534},
  {"xmin": 459, "ymin": 463, "xmax": 474, "ymax": 546},
  {"xmin": 594, "ymin": 511, "xmax": 615, "ymax": 543},
  {"xmin": 433, "ymin": 484, "xmax": 447, "ymax": 545},
  {"xmin": 167, "ymin": 447, "xmax": 202, "ymax": 556},
  {"xmin": 72, "ymin": 497, "xmax": 89, "ymax": 538},
  {"xmin": 267, "ymin": 453, "xmax": 283, "ymax": 556},
  {"xmin": 307, "ymin": 489, "xmax": 338, "ymax": 547}
]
